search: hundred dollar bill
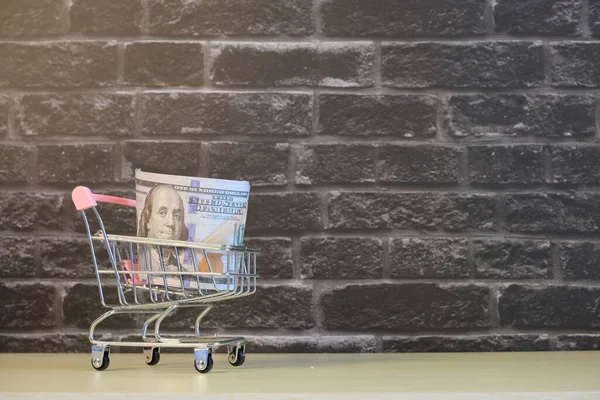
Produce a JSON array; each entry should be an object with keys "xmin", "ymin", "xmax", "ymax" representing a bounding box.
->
[{"xmin": 134, "ymin": 169, "xmax": 250, "ymax": 291}]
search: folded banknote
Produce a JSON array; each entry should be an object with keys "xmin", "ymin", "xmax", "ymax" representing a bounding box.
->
[{"xmin": 134, "ymin": 169, "xmax": 251, "ymax": 291}]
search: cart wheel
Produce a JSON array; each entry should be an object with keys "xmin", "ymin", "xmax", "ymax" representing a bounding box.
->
[
  {"xmin": 228, "ymin": 350, "xmax": 245, "ymax": 367},
  {"xmin": 91, "ymin": 349, "xmax": 110, "ymax": 371},
  {"xmin": 194, "ymin": 354, "xmax": 213, "ymax": 373},
  {"xmin": 144, "ymin": 347, "xmax": 160, "ymax": 366}
]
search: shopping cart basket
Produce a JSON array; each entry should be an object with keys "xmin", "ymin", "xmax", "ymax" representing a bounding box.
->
[{"xmin": 71, "ymin": 186, "xmax": 259, "ymax": 373}]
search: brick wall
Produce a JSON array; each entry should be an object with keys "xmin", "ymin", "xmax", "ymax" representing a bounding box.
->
[{"xmin": 1, "ymin": 0, "xmax": 600, "ymax": 354}]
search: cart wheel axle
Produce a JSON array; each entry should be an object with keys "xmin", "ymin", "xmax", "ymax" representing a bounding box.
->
[
  {"xmin": 194, "ymin": 354, "xmax": 213, "ymax": 373},
  {"xmin": 229, "ymin": 351, "xmax": 245, "ymax": 366},
  {"xmin": 144, "ymin": 346, "xmax": 160, "ymax": 366},
  {"xmin": 194, "ymin": 348, "xmax": 214, "ymax": 373},
  {"xmin": 228, "ymin": 343, "xmax": 246, "ymax": 367},
  {"xmin": 91, "ymin": 346, "xmax": 110, "ymax": 371}
]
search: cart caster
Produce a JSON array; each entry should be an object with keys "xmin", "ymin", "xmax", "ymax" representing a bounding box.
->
[
  {"xmin": 228, "ymin": 344, "xmax": 246, "ymax": 367},
  {"xmin": 144, "ymin": 346, "xmax": 160, "ymax": 366},
  {"xmin": 194, "ymin": 348, "xmax": 213, "ymax": 373},
  {"xmin": 91, "ymin": 345, "xmax": 110, "ymax": 371}
]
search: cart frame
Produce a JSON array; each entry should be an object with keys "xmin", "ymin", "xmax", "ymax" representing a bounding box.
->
[{"xmin": 72, "ymin": 186, "xmax": 259, "ymax": 373}]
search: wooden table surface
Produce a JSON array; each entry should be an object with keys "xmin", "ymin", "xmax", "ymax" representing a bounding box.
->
[{"xmin": 1, "ymin": 351, "xmax": 599, "ymax": 399}]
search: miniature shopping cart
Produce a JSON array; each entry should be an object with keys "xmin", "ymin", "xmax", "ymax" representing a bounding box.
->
[{"xmin": 71, "ymin": 186, "xmax": 259, "ymax": 373}]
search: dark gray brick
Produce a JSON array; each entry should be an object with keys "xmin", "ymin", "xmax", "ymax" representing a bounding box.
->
[
  {"xmin": 0, "ymin": 192, "xmax": 64, "ymax": 231},
  {"xmin": 246, "ymin": 193, "xmax": 322, "ymax": 233},
  {"xmin": 499, "ymin": 284, "xmax": 600, "ymax": 328},
  {"xmin": 0, "ymin": 283, "xmax": 57, "ymax": 328},
  {"xmin": 148, "ymin": 0, "xmax": 313, "ymax": 36},
  {"xmin": 38, "ymin": 144, "xmax": 116, "ymax": 184},
  {"xmin": 382, "ymin": 42, "xmax": 543, "ymax": 89},
  {"xmin": 383, "ymin": 335, "xmax": 550, "ymax": 352},
  {"xmin": 317, "ymin": 336, "xmax": 377, "ymax": 353},
  {"xmin": 15, "ymin": 93, "xmax": 135, "ymax": 136},
  {"xmin": 244, "ymin": 336, "xmax": 317, "ymax": 353},
  {"xmin": 300, "ymin": 237, "xmax": 383, "ymax": 279},
  {"xmin": 243, "ymin": 238, "xmax": 293, "ymax": 279},
  {"xmin": 560, "ymin": 241, "xmax": 600, "ymax": 279},
  {"xmin": 390, "ymin": 238, "xmax": 469, "ymax": 278},
  {"xmin": 474, "ymin": 239, "xmax": 552, "ymax": 279},
  {"xmin": 319, "ymin": 95, "xmax": 437, "ymax": 137},
  {"xmin": 0, "ymin": 95, "xmax": 7, "ymax": 136},
  {"xmin": 211, "ymin": 43, "xmax": 374, "ymax": 87},
  {"xmin": 70, "ymin": 0, "xmax": 142, "ymax": 35},
  {"xmin": 447, "ymin": 94, "xmax": 596, "ymax": 138},
  {"xmin": 63, "ymin": 284, "xmax": 137, "ymax": 328},
  {"xmin": 505, "ymin": 193, "xmax": 600, "ymax": 233},
  {"xmin": 379, "ymin": 145, "xmax": 461, "ymax": 184},
  {"xmin": 73, "ymin": 190, "xmax": 137, "ymax": 236},
  {"xmin": 468, "ymin": 145, "xmax": 546, "ymax": 185},
  {"xmin": 40, "ymin": 238, "xmax": 99, "ymax": 279},
  {"xmin": 319, "ymin": 43, "xmax": 375, "ymax": 87},
  {"xmin": 123, "ymin": 141, "xmax": 199, "ymax": 181},
  {"xmin": 551, "ymin": 145, "xmax": 600, "ymax": 185},
  {"xmin": 322, "ymin": 283, "xmax": 490, "ymax": 331},
  {"xmin": 169, "ymin": 285, "xmax": 314, "ymax": 330},
  {"xmin": 296, "ymin": 144, "xmax": 376, "ymax": 185},
  {"xmin": 0, "ymin": 145, "xmax": 31, "ymax": 183},
  {"xmin": 328, "ymin": 192, "xmax": 496, "ymax": 232},
  {"xmin": 0, "ymin": 237, "xmax": 35, "ymax": 278},
  {"xmin": 124, "ymin": 42, "xmax": 203, "ymax": 86},
  {"xmin": 592, "ymin": 0, "xmax": 600, "ymax": 36},
  {"xmin": 206, "ymin": 142, "xmax": 289, "ymax": 186},
  {"xmin": 0, "ymin": 0, "xmax": 66, "ymax": 37},
  {"xmin": 205, "ymin": 285, "xmax": 314, "ymax": 329},
  {"xmin": 142, "ymin": 93, "xmax": 312, "ymax": 136},
  {"xmin": 321, "ymin": 0, "xmax": 486, "ymax": 37},
  {"xmin": 212, "ymin": 43, "xmax": 315, "ymax": 87},
  {"xmin": 0, "ymin": 42, "xmax": 118, "ymax": 88},
  {"xmin": 551, "ymin": 43, "xmax": 600, "ymax": 87},
  {"xmin": 0, "ymin": 333, "xmax": 100, "ymax": 353},
  {"xmin": 557, "ymin": 335, "xmax": 600, "ymax": 350},
  {"xmin": 494, "ymin": 0, "xmax": 581, "ymax": 35}
]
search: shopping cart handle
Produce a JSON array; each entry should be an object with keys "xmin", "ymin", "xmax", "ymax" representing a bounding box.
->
[{"xmin": 72, "ymin": 186, "xmax": 137, "ymax": 210}]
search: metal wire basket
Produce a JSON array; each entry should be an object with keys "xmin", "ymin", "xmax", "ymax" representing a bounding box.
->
[{"xmin": 72, "ymin": 186, "xmax": 259, "ymax": 373}]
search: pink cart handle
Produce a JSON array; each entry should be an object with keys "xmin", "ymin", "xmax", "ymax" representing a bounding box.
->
[{"xmin": 72, "ymin": 186, "xmax": 136, "ymax": 211}]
